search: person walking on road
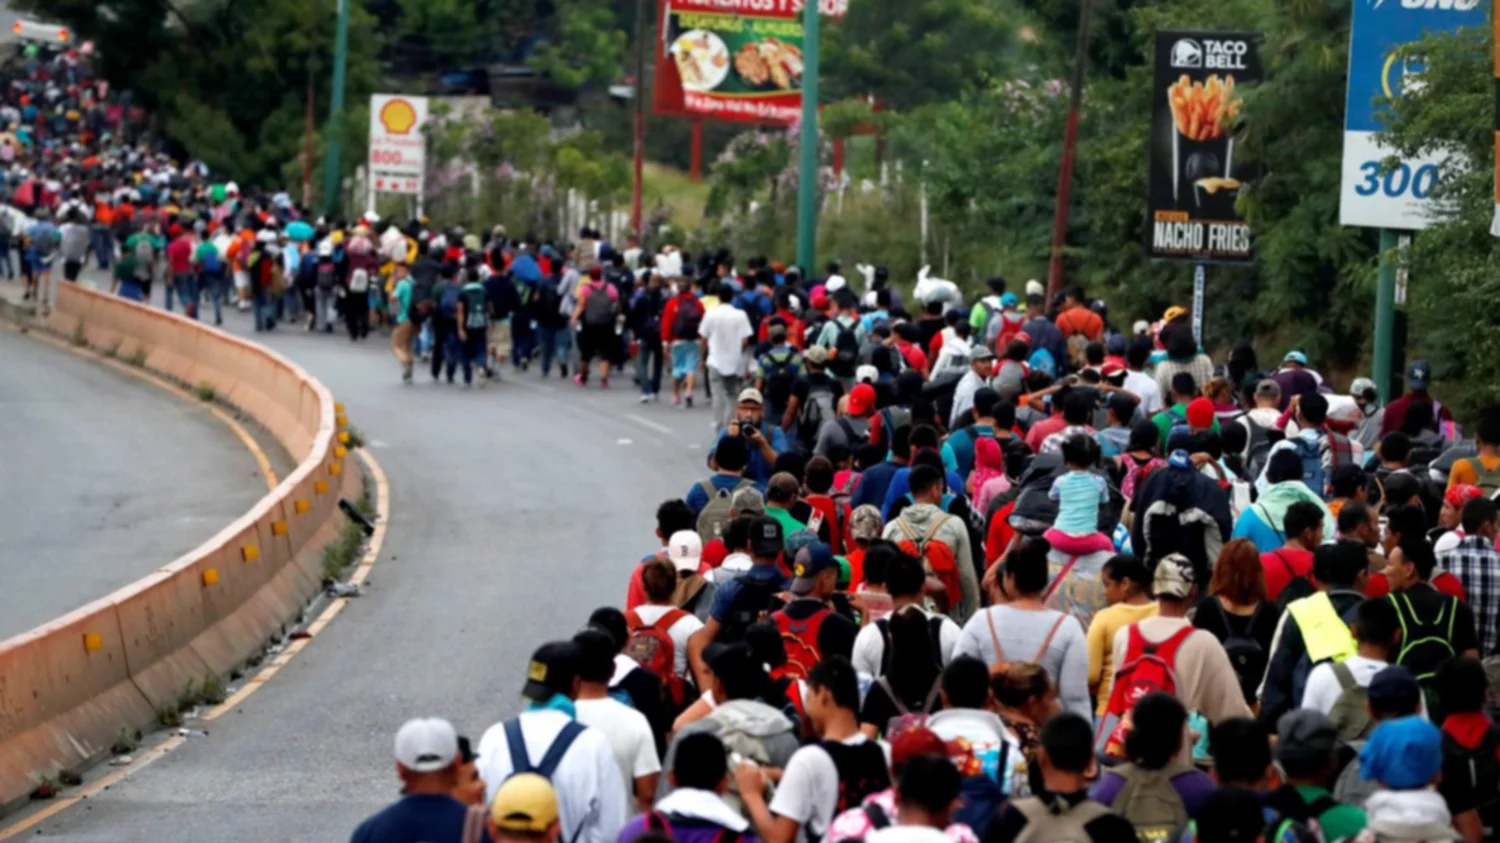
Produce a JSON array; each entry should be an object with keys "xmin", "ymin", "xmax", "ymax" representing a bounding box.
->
[
  {"xmin": 572, "ymin": 265, "xmax": 620, "ymax": 388},
  {"xmin": 350, "ymin": 717, "xmax": 471, "ymax": 843},
  {"xmin": 390, "ymin": 261, "xmax": 416, "ymax": 383},
  {"xmin": 701, "ymin": 282, "xmax": 754, "ymax": 432}
]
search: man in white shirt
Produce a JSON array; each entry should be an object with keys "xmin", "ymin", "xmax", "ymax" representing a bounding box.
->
[
  {"xmin": 851, "ymin": 550, "xmax": 960, "ymax": 679},
  {"xmin": 476, "ymin": 641, "xmax": 628, "ymax": 843},
  {"xmin": 632, "ymin": 549, "xmax": 710, "ymax": 695},
  {"xmin": 1123, "ymin": 341, "xmax": 1163, "ymax": 418},
  {"xmin": 700, "ymin": 281, "xmax": 754, "ymax": 432},
  {"xmin": 572, "ymin": 629, "xmax": 661, "ymax": 814},
  {"xmin": 736, "ymin": 657, "xmax": 891, "ymax": 843},
  {"xmin": 948, "ymin": 348, "xmax": 997, "ymax": 430},
  {"xmin": 1300, "ymin": 596, "xmax": 1426, "ymax": 721}
]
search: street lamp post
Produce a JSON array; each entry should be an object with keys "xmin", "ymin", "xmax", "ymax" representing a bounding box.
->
[
  {"xmin": 794, "ymin": 0, "xmax": 820, "ymax": 273},
  {"xmin": 321, "ymin": 0, "xmax": 350, "ymax": 215}
]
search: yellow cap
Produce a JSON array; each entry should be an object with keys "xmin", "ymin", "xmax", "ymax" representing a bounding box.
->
[
  {"xmin": 491, "ymin": 773, "xmax": 558, "ymax": 833},
  {"xmin": 1163, "ymin": 306, "xmax": 1187, "ymax": 323}
]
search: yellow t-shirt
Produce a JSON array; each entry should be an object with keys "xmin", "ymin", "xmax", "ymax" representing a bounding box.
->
[
  {"xmin": 1448, "ymin": 455, "xmax": 1500, "ymax": 490},
  {"xmin": 1087, "ymin": 601, "xmax": 1160, "ymax": 715}
]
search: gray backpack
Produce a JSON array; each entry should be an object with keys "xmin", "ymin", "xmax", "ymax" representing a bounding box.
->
[
  {"xmin": 1112, "ymin": 761, "xmax": 1193, "ymax": 843},
  {"xmin": 1331, "ymin": 739, "xmax": 1379, "ymax": 809},
  {"xmin": 1328, "ymin": 661, "xmax": 1374, "ymax": 743},
  {"xmin": 1011, "ymin": 797, "xmax": 1113, "ymax": 843},
  {"xmin": 696, "ymin": 478, "xmax": 753, "ymax": 543}
]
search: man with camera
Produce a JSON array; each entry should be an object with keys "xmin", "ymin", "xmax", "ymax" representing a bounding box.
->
[{"xmin": 715, "ymin": 388, "xmax": 787, "ymax": 486}]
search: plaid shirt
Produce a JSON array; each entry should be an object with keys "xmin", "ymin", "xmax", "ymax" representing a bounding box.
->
[{"xmin": 1438, "ymin": 534, "xmax": 1500, "ymax": 655}]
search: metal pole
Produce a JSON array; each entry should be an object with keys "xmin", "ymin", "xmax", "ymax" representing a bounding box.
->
[
  {"xmin": 1192, "ymin": 263, "xmax": 1205, "ymax": 346},
  {"xmin": 303, "ymin": 69, "xmax": 316, "ymax": 210},
  {"xmin": 1374, "ymin": 228, "xmax": 1398, "ymax": 402},
  {"xmin": 631, "ymin": 0, "xmax": 647, "ymax": 238},
  {"xmin": 321, "ymin": 0, "xmax": 350, "ymax": 216},
  {"xmin": 795, "ymin": 0, "xmax": 821, "ymax": 272},
  {"xmin": 690, "ymin": 118, "xmax": 703, "ymax": 182},
  {"xmin": 1044, "ymin": 0, "xmax": 1096, "ymax": 302}
]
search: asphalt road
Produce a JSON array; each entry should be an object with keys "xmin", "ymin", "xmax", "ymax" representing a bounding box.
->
[
  {"xmin": 0, "ymin": 325, "xmax": 271, "ymax": 640},
  {"xmin": 27, "ymin": 290, "xmax": 715, "ymax": 840}
]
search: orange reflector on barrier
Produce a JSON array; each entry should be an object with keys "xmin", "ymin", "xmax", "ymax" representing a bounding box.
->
[
  {"xmin": 83, "ymin": 632, "xmax": 102, "ymax": 652},
  {"xmin": 295, "ymin": 500, "xmax": 310, "ymax": 514},
  {"xmin": 315, "ymin": 480, "xmax": 329, "ymax": 495},
  {"xmin": 202, "ymin": 568, "xmax": 219, "ymax": 586},
  {"xmin": 337, "ymin": 431, "xmax": 350, "ymax": 444},
  {"xmin": 335, "ymin": 403, "xmax": 345, "ymax": 414},
  {"xmin": 272, "ymin": 520, "xmax": 288, "ymax": 536},
  {"xmin": 329, "ymin": 461, "xmax": 342, "ymax": 476},
  {"xmin": 334, "ymin": 446, "xmax": 348, "ymax": 459},
  {"xmin": 336, "ymin": 414, "xmax": 348, "ymax": 428},
  {"xmin": 241, "ymin": 544, "xmax": 260, "ymax": 562}
]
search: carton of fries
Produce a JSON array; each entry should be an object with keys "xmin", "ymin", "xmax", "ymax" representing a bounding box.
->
[{"xmin": 1167, "ymin": 73, "xmax": 1243, "ymax": 206}]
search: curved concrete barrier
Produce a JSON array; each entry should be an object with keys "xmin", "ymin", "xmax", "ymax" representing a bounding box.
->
[{"xmin": 0, "ymin": 284, "xmax": 359, "ymax": 811}]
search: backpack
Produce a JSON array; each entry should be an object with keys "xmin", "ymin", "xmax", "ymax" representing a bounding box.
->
[
  {"xmin": 1010, "ymin": 797, "xmax": 1113, "ymax": 843},
  {"xmin": 875, "ymin": 616, "xmax": 947, "ymax": 676},
  {"xmin": 798, "ymin": 381, "xmax": 838, "ymax": 446},
  {"xmin": 315, "ymin": 260, "xmax": 337, "ymax": 290},
  {"xmin": 582, "ymin": 281, "xmax": 615, "ymax": 327},
  {"xmin": 502, "ymin": 717, "xmax": 586, "ymax": 841},
  {"xmin": 462, "ymin": 284, "xmax": 489, "ymax": 329},
  {"xmin": 697, "ymin": 478, "xmax": 754, "ymax": 542},
  {"xmin": 717, "ymin": 574, "xmax": 783, "ymax": 644},
  {"xmin": 438, "ymin": 283, "xmax": 462, "ymax": 318},
  {"xmin": 1271, "ymin": 551, "xmax": 1317, "ymax": 610},
  {"xmin": 820, "ymin": 740, "xmax": 892, "ymax": 815},
  {"xmin": 132, "ymin": 234, "xmax": 154, "ymax": 267},
  {"xmin": 761, "ymin": 349, "xmax": 799, "ymax": 413},
  {"xmin": 1065, "ymin": 332, "xmax": 1090, "ymax": 371},
  {"xmin": 1390, "ymin": 590, "xmax": 1459, "ymax": 699},
  {"xmin": 984, "ymin": 610, "xmax": 1067, "ymax": 676},
  {"xmin": 1471, "ymin": 459, "xmax": 1500, "ymax": 498},
  {"xmin": 1290, "ymin": 436, "xmax": 1331, "ymax": 499},
  {"xmin": 1111, "ymin": 761, "xmax": 1194, "ymax": 843},
  {"xmin": 624, "ymin": 608, "xmax": 688, "ymax": 708},
  {"xmin": 1208, "ymin": 599, "xmax": 1266, "ymax": 704},
  {"xmin": 643, "ymin": 812, "xmax": 744, "ymax": 843},
  {"xmin": 837, "ymin": 418, "xmax": 869, "ymax": 447},
  {"xmin": 830, "ymin": 317, "xmax": 860, "ymax": 378},
  {"xmin": 1140, "ymin": 498, "xmax": 1225, "ymax": 588},
  {"xmin": 1328, "ymin": 661, "xmax": 1374, "ymax": 743},
  {"xmin": 1096, "ymin": 624, "xmax": 1196, "ymax": 759},
  {"xmin": 1442, "ymin": 725, "xmax": 1500, "ymax": 831},
  {"xmin": 874, "ymin": 406, "xmax": 912, "ymax": 450},
  {"xmin": 771, "ymin": 607, "xmax": 830, "ymax": 680},
  {"xmin": 349, "ymin": 268, "xmax": 369, "ymax": 293},
  {"xmin": 892, "ymin": 514, "xmax": 961, "ymax": 615},
  {"xmin": 672, "ymin": 296, "xmax": 704, "ymax": 340},
  {"xmin": 33, "ymin": 225, "xmax": 57, "ymax": 256},
  {"xmin": 199, "ymin": 246, "xmax": 223, "ymax": 274}
]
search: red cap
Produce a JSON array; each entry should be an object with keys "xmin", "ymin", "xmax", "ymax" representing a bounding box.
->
[
  {"xmin": 1186, "ymin": 397, "xmax": 1216, "ymax": 430},
  {"xmin": 1446, "ymin": 484, "xmax": 1484, "ymax": 509},
  {"xmin": 848, "ymin": 383, "xmax": 877, "ymax": 416},
  {"xmin": 1100, "ymin": 361, "xmax": 1126, "ymax": 379},
  {"xmin": 587, "ymin": 265, "xmax": 603, "ymax": 280},
  {"xmin": 1014, "ymin": 331, "xmax": 1031, "ymax": 346},
  {"xmin": 890, "ymin": 726, "xmax": 947, "ymax": 768},
  {"xmin": 811, "ymin": 292, "xmax": 830, "ymax": 312},
  {"xmin": 168, "ymin": 224, "xmax": 182, "ymax": 237}
]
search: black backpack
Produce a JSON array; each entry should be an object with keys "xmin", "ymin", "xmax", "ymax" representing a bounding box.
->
[
  {"xmin": 821, "ymin": 740, "xmax": 891, "ymax": 815},
  {"xmin": 1208, "ymin": 599, "xmax": 1266, "ymax": 703},
  {"xmin": 1271, "ymin": 551, "xmax": 1317, "ymax": 610},
  {"xmin": 717, "ymin": 575, "xmax": 782, "ymax": 644},
  {"xmin": 1443, "ymin": 724, "xmax": 1500, "ymax": 833},
  {"xmin": 874, "ymin": 616, "xmax": 946, "ymax": 676},
  {"xmin": 830, "ymin": 318, "xmax": 860, "ymax": 378},
  {"xmin": 761, "ymin": 349, "xmax": 799, "ymax": 414},
  {"xmin": 1390, "ymin": 591, "xmax": 1460, "ymax": 703},
  {"xmin": 673, "ymin": 297, "xmax": 704, "ymax": 341}
]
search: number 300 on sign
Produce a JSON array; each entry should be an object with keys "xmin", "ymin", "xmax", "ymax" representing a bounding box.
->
[
  {"xmin": 370, "ymin": 149, "xmax": 404, "ymax": 165},
  {"xmin": 1354, "ymin": 160, "xmax": 1439, "ymax": 199}
]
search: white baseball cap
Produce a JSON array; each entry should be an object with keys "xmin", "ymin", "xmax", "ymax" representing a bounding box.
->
[
  {"xmin": 855, "ymin": 365, "xmax": 879, "ymax": 385},
  {"xmin": 666, "ymin": 530, "xmax": 703, "ymax": 573},
  {"xmin": 394, "ymin": 717, "xmax": 458, "ymax": 773}
]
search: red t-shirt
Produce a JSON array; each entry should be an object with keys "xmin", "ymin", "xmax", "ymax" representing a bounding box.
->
[
  {"xmin": 803, "ymin": 494, "xmax": 846, "ymax": 555},
  {"xmin": 1025, "ymin": 415, "xmax": 1068, "ymax": 453},
  {"xmin": 1260, "ymin": 547, "xmax": 1314, "ymax": 602},
  {"xmin": 1365, "ymin": 571, "xmax": 1467, "ymax": 601},
  {"xmin": 166, "ymin": 236, "xmax": 194, "ymax": 274}
]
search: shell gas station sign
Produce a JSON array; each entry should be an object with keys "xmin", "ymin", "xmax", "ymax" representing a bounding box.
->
[{"xmin": 368, "ymin": 94, "xmax": 429, "ymax": 196}]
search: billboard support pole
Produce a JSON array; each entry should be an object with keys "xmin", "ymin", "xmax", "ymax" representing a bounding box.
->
[
  {"xmin": 631, "ymin": 0, "xmax": 648, "ymax": 239},
  {"xmin": 1192, "ymin": 263, "xmax": 1205, "ymax": 346},
  {"xmin": 1374, "ymin": 228, "xmax": 1397, "ymax": 403},
  {"xmin": 321, "ymin": 0, "xmax": 349, "ymax": 216},
  {"xmin": 795, "ymin": 0, "xmax": 821, "ymax": 273},
  {"xmin": 690, "ymin": 118, "xmax": 703, "ymax": 182},
  {"xmin": 1045, "ymin": 0, "xmax": 1095, "ymax": 303}
]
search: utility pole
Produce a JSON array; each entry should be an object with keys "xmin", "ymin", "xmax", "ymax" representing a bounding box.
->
[
  {"xmin": 794, "ymin": 0, "xmax": 820, "ymax": 273},
  {"xmin": 321, "ymin": 0, "xmax": 350, "ymax": 216},
  {"xmin": 631, "ymin": 0, "xmax": 648, "ymax": 239},
  {"xmin": 1045, "ymin": 0, "xmax": 1096, "ymax": 303},
  {"xmin": 1373, "ymin": 228, "xmax": 1397, "ymax": 401}
]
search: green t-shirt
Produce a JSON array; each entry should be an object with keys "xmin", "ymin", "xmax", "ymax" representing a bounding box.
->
[
  {"xmin": 1292, "ymin": 785, "xmax": 1366, "ymax": 841},
  {"xmin": 392, "ymin": 278, "xmax": 413, "ymax": 325},
  {"xmin": 768, "ymin": 506, "xmax": 807, "ymax": 540},
  {"xmin": 1152, "ymin": 404, "xmax": 1221, "ymax": 450}
]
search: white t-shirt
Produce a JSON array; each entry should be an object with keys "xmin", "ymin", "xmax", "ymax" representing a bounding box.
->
[
  {"xmin": 850, "ymin": 607, "xmax": 961, "ymax": 678},
  {"xmin": 630, "ymin": 604, "xmax": 705, "ymax": 678},
  {"xmin": 1123, "ymin": 369, "xmax": 1163, "ymax": 417},
  {"xmin": 769, "ymin": 736, "xmax": 891, "ymax": 840},
  {"xmin": 476, "ymin": 710, "xmax": 628, "ymax": 843},
  {"xmin": 1301, "ymin": 655, "xmax": 1430, "ymax": 718},
  {"xmin": 575, "ymin": 697, "xmax": 661, "ymax": 800},
  {"xmin": 700, "ymin": 304, "xmax": 753, "ymax": 377}
]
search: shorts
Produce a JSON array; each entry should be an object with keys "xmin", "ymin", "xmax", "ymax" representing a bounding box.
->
[
  {"xmin": 489, "ymin": 320, "xmax": 512, "ymax": 361},
  {"xmin": 578, "ymin": 325, "xmax": 614, "ymax": 362},
  {"xmin": 671, "ymin": 340, "xmax": 701, "ymax": 380}
]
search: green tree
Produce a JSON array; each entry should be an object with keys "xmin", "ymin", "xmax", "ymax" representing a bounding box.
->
[{"xmin": 528, "ymin": 0, "xmax": 627, "ymax": 90}]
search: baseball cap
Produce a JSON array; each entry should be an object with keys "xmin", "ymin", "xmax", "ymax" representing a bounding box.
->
[
  {"xmin": 1025, "ymin": 279, "xmax": 1045, "ymax": 297},
  {"xmin": 520, "ymin": 641, "xmax": 582, "ymax": 702},
  {"xmin": 855, "ymin": 365, "xmax": 879, "ymax": 385},
  {"xmin": 666, "ymin": 530, "xmax": 703, "ymax": 573},
  {"xmin": 889, "ymin": 726, "xmax": 948, "ymax": 766},
  {"xmin": 1366, "ymin": 665, "xmax": 1422, "ymax": 714},
  {"xmin": 1255, "ymin": 379, "xmax": 1281, "ymax": 400},
  {"xmin": 1000, "ymin": 293, "xmax": 1018, "ymax": 308},
  {"xmin": 1446, "ymin": 483, "xmax": 1484, "ymax": 509},
  {"xmin": 1132, "ymin": 320, "xmax": 1151, "ymax": 337},
  {"xmin": 730, "ymin": 486, "xmax": 766, "ymax": 516},
  {"xmin": 1360, "ymin": 715, "xmax": 1443, "ymax": 790},
  {"xmin": 1100, "ymin": 361, "xmax": 1126, "ymax": 380},
  {"xmin": 748, "ymin": 515, "xmax": 784, "ymax": 557},
  {"xmin": 804, "ymin": 345, "xmax": 831, "ymax": 366},
  {"xmin": 1283, "ymin": 350, "xmax": 1308, "ymax": 366},
  {"xmin": 848, "ymin": 505, "xmax": 884, "ymax": 542},
  {"xmin": 790, "ymin": 543, "xmax": 837, "ymax": 594},
  {"xmin": 848, "ymin": 383, "xmax": 876, "ymax": 416},
  {"xmin": 1152, "ymin": 553, "xmax": 1194, "ymax": 599},
  {"xmin": 811, "ymin": 292, "xmax": 830, "ymax": 311},
  {"xmin": 971, "ymin": 347, "xmax": 997, "ymax": 362},
  {"xmin": 737, "ymin": 387, "xmax": 764, "ymax": 406},
  {"xmin": 491, "ymin": 773, "xmax": 559, "ymax": 834},
  {"xmin": 1163, "ymin": 306, "xmax": 1187, "ymax": 322},
  {"xmin": 1185, "ymin": 397, "xmax": 1216, "ymax": 431},
  {"xmin": 1407, "ymin": 360, "xmax": 1432, "ymax": 390},
  {"xmin": 1275, "ymin": 709, "xmax": 1337, "ymax": 765},
  {"xmin": 393, "ymin": 717, "xmax": 459, "ymax": 773}
]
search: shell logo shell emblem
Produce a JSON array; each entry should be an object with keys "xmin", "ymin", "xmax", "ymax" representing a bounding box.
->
[{"xmin": 379, "ymin": 99, "xmax": 418, "ymax": 135}]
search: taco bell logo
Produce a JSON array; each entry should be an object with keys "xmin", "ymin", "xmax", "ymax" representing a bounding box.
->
[{"xmin": 1170, "ymin": 39, "xmax": 1202, "ymax": 68}]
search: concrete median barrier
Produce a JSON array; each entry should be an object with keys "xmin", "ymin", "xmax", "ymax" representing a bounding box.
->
[{"xmin": 0, "ymin": 283, "xmax": 352, "ymax": 812}]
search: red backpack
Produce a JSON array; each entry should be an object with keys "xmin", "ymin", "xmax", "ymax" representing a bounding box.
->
[
  {"xmin": 624, "ymin": 608, "xmax": 688, "ymax": 707},
  {"xmin": 893, "ymin": 515, "xmax": 961, "ymax": 614},
  {"xmin": 1095, "ymin": 624, "xmax": 1195, "ymax": 760},
  {"xmin": 772, "ymin": 607, "xmax": 830, "ymax": 680}
]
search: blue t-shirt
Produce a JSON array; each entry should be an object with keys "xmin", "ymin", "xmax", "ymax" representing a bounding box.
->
[
  {"xmin": 710, "ymin": 563, "xmax": 789, "ymax": 624},
  {"xmin": 350, "ymin": 794, "xmax": 485, "ymax": 843},
  {"xmin": 851, "ymin": 460, "xmax": 903, "ymax": 511},
  {"xmin": 710, "ymin": 426, "xmax": 790, "ymax": 486},
  {"xmin": 1048, "ymin": 470, "xmax": 1109, "ymax": 536},
  {"xmin": 880, "ymin": 467, "xmax": 966, "ymax": 522}
]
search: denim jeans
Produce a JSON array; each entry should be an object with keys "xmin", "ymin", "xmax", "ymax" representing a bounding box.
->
[
  {"xmin": 91, "ymin": 226, "xmax": 113, "ymax": 268},
  {"xmin": 708, "ymin": 371, "xmax": 743, "ymax": 432},
  {"xmin": 510, "ymin": 316, "xmax": 536, "ymax": 366},
  {"xmin": 536, "ymin": 324, "xmax": 572, "ymax": 375},
  {"xmin": 173, "ymin": 273, "xmax": 200, "ymax": 319},
  {"xmin": 635, "ymin": 333, "xmax": 663, "ymax": 395},
  {"xmin": 314, "ymin": 286, "xmax": 335, "ymax": 331},
  {"xmin": 200, "ymin": 271, "xmax": 225, "ymax": 323},
  {"xmin": 252, "ymin": 285, "xmax": 274, "ymax": 331}
]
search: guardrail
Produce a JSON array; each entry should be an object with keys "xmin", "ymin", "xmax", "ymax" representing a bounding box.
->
[{"xmin": 0, "ymin": 283, "xmax": 359, "ymax": 811}]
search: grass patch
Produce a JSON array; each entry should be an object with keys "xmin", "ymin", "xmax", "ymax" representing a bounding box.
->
[
  {"xmin": 344, "ymin": 425, "xmax": 366, "ymax": 449},
  {"xmin": 194, "ymin": 382, "xmax": 216, "ymax": 402},
  {"xmin": 199, "ymin": 674, "xmax": 226, "ymax": 705},
  {"xmin": 644, "ymin": 162, "xmax": 712, "ymax": 232},
  {"xmin": 126, "ymin": 348, "xmax": 147, "ymax": 368},
  {"xmin": 322, "ymin": 487, "xmax": 375, "ymax": 582},
  {"xmin": 111, "ymin": 726, "xmax": 142, "ymax": 755},
  {"xmin": 102, "ymin": 342, "xmax": 120, "ymax": 359},
  {"xmin": 157, "ymin": 706, "xmax": 182, "ymax": 728}
]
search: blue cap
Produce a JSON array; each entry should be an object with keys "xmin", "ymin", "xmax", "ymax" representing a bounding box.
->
[
  {"xmin": 791, "ymin": 543, "xmax": 836, "ymax": 593},
  {"xmin": 1283, "ymin": 350, "xmax": 1308, "ymax": 366},
  {"xmin": 1000, "ymin": 292, "xmax": 1018, "ymax": 308},
  {"xmin": 1360, "ymin": 715, "xmax": 1443, "ymax": 790}
]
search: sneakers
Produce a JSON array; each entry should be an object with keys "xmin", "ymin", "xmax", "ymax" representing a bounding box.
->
[
  {"xmin": 639, "ymin": 394, "xmax": 651, "ymax": 404},
  {"xmin": 685, "ymin": 394, "xmax": 694, "ymax": 409},
  {"xmin": 573, "ymin": 373, "xmax": 586, "ymax": 388},
  {"xmin": 401, "ymin": 363, "xmax": 413, "ymax": 384},
  {"xmin": 559, "ymin": 363, "xmax": 568, "ymax": 378},
  {"xmin": 673, "ymin": 393, "xmax": 682, "ymax": 407},
  {"xmin": 599, "ymin": 378, "xmax": 610, "ymax": 389}
]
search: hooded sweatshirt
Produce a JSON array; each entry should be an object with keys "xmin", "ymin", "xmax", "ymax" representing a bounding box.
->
[
  {"xmin": 659, "ymin": 699, "xmax": 800, "ymax": 811},
  {"xmin": 1363, "ymin": 789, "xmax": 1455, "ymax": 842},
  {"xmin": 616, "ymin": 789, "xmax": 757, "ymax": 843},
  {"xmin": 882, "ymin": 503, "xmax": 980, "ymax": 624},
  {"xmin": 1230, "ymin": 480, "xmax": 1335, "ymax": 553}
]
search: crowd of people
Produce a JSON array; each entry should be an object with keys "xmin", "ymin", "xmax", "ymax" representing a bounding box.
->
[{"xmin": 8, "ymin": 28, "xmax": 1500, "ymax": 843}]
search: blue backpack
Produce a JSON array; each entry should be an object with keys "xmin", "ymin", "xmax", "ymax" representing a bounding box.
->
[
  {"xmin": 1290, "ymin": 436, "xmax": 1324, "ymax": 497},
  {"xmin": 438, "ymin": 283, "xmax": 462, "ymax": 318},
  {"xmin": 200, "ymin": 248, "xmax": 223, "ymax": 274}
]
